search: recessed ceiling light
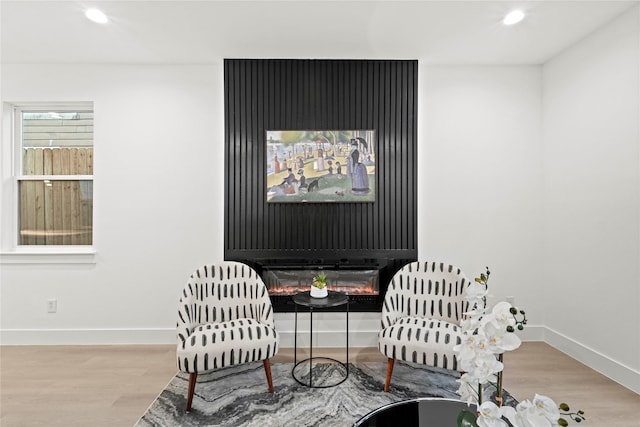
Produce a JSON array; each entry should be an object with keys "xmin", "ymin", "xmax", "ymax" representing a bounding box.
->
[
  {"xmin": 85, "ymin": 8, "xmax": 109, "ymax": 24},
  {"xmin": 503, "ymin": 10, "xmax": 525, "ymax": 26}
]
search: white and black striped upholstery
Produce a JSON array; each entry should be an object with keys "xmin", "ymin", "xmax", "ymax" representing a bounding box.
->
[
  {"xmin": 378, "ymin": 261, "xmax": 470, "ymax": 391},
  {"xmin": 177, "ymin": 261, "xmax": 279, "ymax": 411}
]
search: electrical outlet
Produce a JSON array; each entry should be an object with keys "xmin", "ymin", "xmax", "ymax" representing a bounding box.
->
[{"xmin": 47, "ymin": 299, "xmax": 57, "ymax": 313}]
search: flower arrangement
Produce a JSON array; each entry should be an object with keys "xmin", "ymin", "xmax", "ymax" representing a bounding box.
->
[{"xmin": 455, "ymin": 268, "xmax": 585, "ymax": 427}]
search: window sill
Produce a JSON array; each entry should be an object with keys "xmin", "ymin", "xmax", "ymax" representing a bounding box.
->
[{"xmin": 0, "ymin": 247, "xmax": 96, "ymax": 264}]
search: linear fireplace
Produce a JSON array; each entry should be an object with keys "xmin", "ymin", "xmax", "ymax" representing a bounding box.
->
[
  {"xmin": 242, "ymin": 257, "xmax": 414, "ymax": 312},
  {"xmin": 264, "ymin": 269, "xmax": 379, "ymax": 297}
]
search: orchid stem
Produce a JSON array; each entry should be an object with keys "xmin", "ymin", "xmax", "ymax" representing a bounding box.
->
[{"xmin": 496, "ymin": 353, "xmax": 504, "ymax": 407}]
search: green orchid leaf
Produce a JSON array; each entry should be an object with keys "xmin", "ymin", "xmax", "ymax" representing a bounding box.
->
[{"xmin": 457, "ymin": 410, "xmax": 479, "ymax": 427}]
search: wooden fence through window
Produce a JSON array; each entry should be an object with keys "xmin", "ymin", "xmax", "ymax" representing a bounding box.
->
[{"xmin": 20, "ymin": 147, "xmax": 93, "ymax": 245}]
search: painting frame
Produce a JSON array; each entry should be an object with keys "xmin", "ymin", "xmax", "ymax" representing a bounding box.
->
[{"xmin": 266, "ymin": 129, "xmax": 376, "ymax": 203}]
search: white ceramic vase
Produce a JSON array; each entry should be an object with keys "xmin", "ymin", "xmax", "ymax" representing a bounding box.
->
[{"xmin": 310, "ymin": 286, "xmax": 328, "ymax": 298}]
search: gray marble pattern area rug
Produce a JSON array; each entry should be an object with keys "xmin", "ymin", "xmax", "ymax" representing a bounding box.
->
[{"xmin": 136, "ymin": 361, "xmax": 515, "ymax": 427}]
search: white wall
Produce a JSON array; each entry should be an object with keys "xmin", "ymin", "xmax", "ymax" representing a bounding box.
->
[
  {"xmin": 421, "ymin": 65, "xmax": 544, "ymax": 318},
  {"xmin": 1, "ymin": 64, "xmax": 225, "ymax": 343},
  {"xmin": 542, "ymin": 6, "xmax": 640, "ymax": 390}
]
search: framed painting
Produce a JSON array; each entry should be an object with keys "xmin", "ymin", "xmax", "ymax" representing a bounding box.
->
[{"xmin": 266, "ymin": 130, "xmax": 376, "ymax": 203}]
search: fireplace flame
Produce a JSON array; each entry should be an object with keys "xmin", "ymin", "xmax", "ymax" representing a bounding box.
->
[{"xmin": 268, "ymin": 285, "xmax": 378, "ymax": 296}]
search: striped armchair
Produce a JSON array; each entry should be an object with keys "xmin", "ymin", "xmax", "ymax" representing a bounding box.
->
[
  {"xmin": 177, "ymin": 261, "xmax": 279, "ymax": 411},
  {"xmin": 378, "ymin": 261, "xmax": 470, "ymax": 392}
]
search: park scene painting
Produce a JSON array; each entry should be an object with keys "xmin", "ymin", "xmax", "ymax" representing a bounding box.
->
[{"xmin": 266, "ymin": 130, "xmax": 376, "ymax": 203}]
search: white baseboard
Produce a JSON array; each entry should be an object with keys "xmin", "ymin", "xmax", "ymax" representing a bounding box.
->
[
  {"xmin": 1, "ymin": 324, "xmax": 637, "ymax": 394},
  {"xmin": 273, "ymin": 311, "xmax": 380, "ymax": 348},
  {"xmin": 277, "ymin": 329, "xmax": 379, "ymax": 348},
  {"xmin": 542, "ymin": 326, "xmax": 640, "ymax": 394},
  {"xmin": 0, "ymin": 328, "xmax": 176, "ymax": 345}
]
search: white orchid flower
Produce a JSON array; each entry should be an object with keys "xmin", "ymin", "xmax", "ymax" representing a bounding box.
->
[
  {"xmin": 500, "ymin": 406, "xmax": 522, "ymax": 427},
  {"xmin": 477, "ymin": 401, "xmax": 510, "ymax": 427},
  {"xmin": 456, "ymin": 375, "xmax": 480, "ymax": 405},
  {"xmin": 465, "ymin": 281, "xmax": 488, "ymax": 307},
  {"xmin": 514, "ymin": 399, "xmax": 534, "ymax": 413},
  {"xmin": 454, "ymin": 332, "xmax": 490, "ymax": 365},
  {"xmin": 481, "ymin": 301, "xmax": 516, "ymax": 330},
  {"xmin": 460, "ymin": 313, "xmax": 483, "ymax": 332},
  {"xmin": 533, "ymin": 394, "xmax": 561, "ymax": 423},
  {"xmin": 482, "ymin": 321, "xmax": 522, "ymax": 353},
  {"xmin": 468, "ymin": 352, "xmax": 504, "ymax": 384},
  {"xmin": 521, "ymin": 411, "xmax": 553, "ymax": 427},
  {"xmin": 504, "ymin": 399, "xmax": 555, "ymax": 427}
]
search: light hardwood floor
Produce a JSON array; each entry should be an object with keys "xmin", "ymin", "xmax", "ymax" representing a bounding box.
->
[{"xmin": 1, "ymin": 343, "xmax": 638, "ymax": 426}]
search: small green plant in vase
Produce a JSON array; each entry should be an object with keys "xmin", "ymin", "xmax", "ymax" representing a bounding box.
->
[{"xmin": 311, "ymin": 272, "xmax": 329, "ymax": 298}]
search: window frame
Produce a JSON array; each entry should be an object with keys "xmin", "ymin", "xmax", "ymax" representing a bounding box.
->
[{"xmin": 0, "ymin": 102, "xmax": 96, "ymax": 264}]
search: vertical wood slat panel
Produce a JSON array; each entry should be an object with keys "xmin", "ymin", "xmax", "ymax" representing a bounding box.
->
[
  {"xmin": 383, "ymin": 60, "xmax": 392, "ymax": 249},
  {"xmin": 240, "ymin": 60, "xmax": 248, "ymax": 250},
  {"xmin": 255, "ymin": 60, "xmax": 265, "ymax": 251},
  {"xmin": 224, "ymin": 59, "xmax": 417, "ymax": 258},
  {"xmin": 408, "ymin": 62, "xmax": 417, "ymax": 250},
  {"xmin": 391, "ymin": 61, "xmax": 400, "ymax": 248},
  {"xmin": 224, "ymin": 60, "xmax": 232, "ymax": 255}
]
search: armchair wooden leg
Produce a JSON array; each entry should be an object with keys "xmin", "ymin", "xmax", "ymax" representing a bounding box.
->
[
  {"xmin": 384, "ymin": 358, "xmax": 395, "ymax": 392},
  {"xmin": 263, "ymin": 358, "xmax": 274, "ymax": 393},
  {"xmin": 186, "ymin": 372, "xmax": 197, "ymax": 412}
]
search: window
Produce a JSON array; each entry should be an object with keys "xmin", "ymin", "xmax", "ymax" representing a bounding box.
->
[{"xmin": 15, "ymin": 105, "xmax": 93, "ymax": 246}]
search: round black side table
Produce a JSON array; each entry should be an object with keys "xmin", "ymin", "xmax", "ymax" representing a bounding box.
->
[{"xmin": 292, "ymin": 290, "xmax": 349, "ymax": 388}]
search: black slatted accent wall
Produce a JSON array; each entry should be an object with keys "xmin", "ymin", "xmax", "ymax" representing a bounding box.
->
[{"xmin": 224, "ymin": 59, "xmax": 417, "ymax": 263}]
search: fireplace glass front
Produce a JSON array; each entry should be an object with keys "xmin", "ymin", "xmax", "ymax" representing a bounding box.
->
[{"xmin": 263, "ymin": 269, "xmax": 380, "ymax": 297}]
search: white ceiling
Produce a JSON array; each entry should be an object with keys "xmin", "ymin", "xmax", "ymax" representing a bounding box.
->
[{"xmin": 1, "ymin": 1, "xmax": 637, "ymax": 65}]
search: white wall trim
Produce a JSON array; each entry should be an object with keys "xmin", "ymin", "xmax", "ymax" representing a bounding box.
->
[
  {"xmin": 0, "ymin": 327, "xmax": 377, "ymax": 347},
  {"xmin": 2, "ymin": 324, "xmax": 637, "ymax": 394},
  {"xmin": 0, "ymin": 250, "xmax": 97, "ymax": 264},
  {"xmin": 277, "ymin": 329, "xmax": 379, "ymax": 349},
  {"xmin": 0, "ymin": 328, "xmax": 176, "ymax": 345},
  {"xmin": 542, "ymin": 326, "xmax": 640, "ymax": 394}
]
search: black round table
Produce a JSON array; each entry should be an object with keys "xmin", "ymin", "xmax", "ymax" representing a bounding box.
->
[
  {"xmin": 292, "ymin": 290, "xmax": 349, "ymax": 388},
  {"xmin": 354, "ymin": 397, "xmax": 475, "ymax": 426}
]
